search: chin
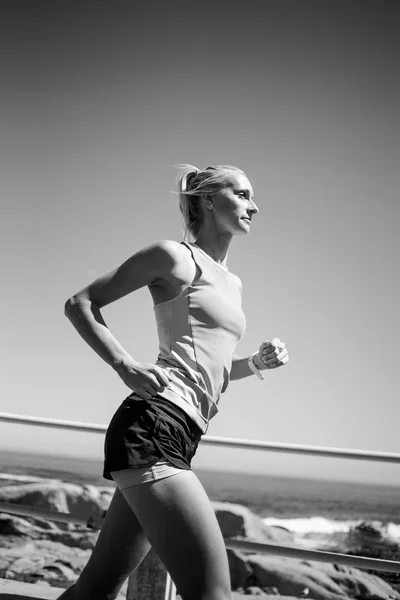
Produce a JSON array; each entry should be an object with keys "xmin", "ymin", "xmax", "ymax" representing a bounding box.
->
[
  {"xmin": 238, "ymin": 222, "xmax": 251, "ymax": 235},
  {"xmin": 234, "ymin": 228, "xmax": 250, "ymax": 237}
]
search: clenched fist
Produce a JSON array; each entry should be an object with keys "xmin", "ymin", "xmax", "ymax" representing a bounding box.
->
[{"xmin": 254, "ymin": 338, "xmax": 289, "ymax": 370}]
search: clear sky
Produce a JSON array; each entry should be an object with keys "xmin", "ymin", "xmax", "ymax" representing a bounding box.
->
[{"xmin": 1, "ymin": 1, "xmax": 399, "ymax": 485}]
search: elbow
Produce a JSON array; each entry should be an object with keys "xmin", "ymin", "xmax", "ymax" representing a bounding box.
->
[
  {"xmin": 64, "ymin": 294, "xmax": 97, "ymax": 318},
  {"xmin": 64, "ymin": 297, "xmax": 75, "ymax": 317},
  {"xmin": 64, "ymin": 295, "xmax": 83, "ymax": 317}
]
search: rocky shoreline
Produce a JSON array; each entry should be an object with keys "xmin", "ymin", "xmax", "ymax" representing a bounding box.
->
[{"xmin": 0, "ymin": 479, "xmax": 399, "ymax": 599}]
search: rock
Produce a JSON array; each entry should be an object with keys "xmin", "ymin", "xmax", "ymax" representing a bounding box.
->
[
  {"xmin": 0, "ymin": 482, "xmax": 113, "ymax": 517},
  {"xmin": 0, "ymin": 514, "xmax": 64, "ymax": 538},
  {"xmin": 227, "ymin": 549, "xmax": 253, "ymax": 588},
  {"xmin": 268, "ymin": 525, "xmax": 296, "ymax": 545},
  {"xmin": 0, "ymin": 483, "xmax": 72, "ymax": 531},
  {"xmin": 0, "ymin": 515, "xmax": 37, "ymax": 537},
  {"xmin": 0, "ymin": 539, "xmax": 91, "ymax": 586},
  {"xmin": 298, "ymin": 586, "xmax": 310, "ymax": 597},
  {"xmin": 0, "ymin": 513, "xmax": 98, "ymax": 550},
  {"xmin": 346, "ymin": 522, "xmax": 383, "ymax": 549},
  {"xmin": 0, "ymin": 482, "xmax": 114, "ymax": 536},
  {"xmin": 35, "ymin": 561, "xmax": 77, "ymax": 585},
  {"xmin": 47, "ymin": 529, "xmax": 99, "ymax": 550},
  {"xmin": 247, "ymin": 554, "xmax": 400, "ymax": 600},
  {"xmin": 0, "ymin": 484, "xmax": 69, "ymax": 513},
  {"xmin": 211, "ymin": 502, "xmax": 294, "ymax": 544},
  {"xmin": 262, "ymin": 586, "xmax": 281, "ymax": 595},
  {"xmin": 62, "ymin": 484, "xmax": 112, "ymax": 518},
  {"xmin": 0, "ymin": 537, "xmax": 125, "ymax": 598},
  {"xmin": 32, "ymin": 517, "xmax": 62, "ymax": 531},
  {"xmin": 244, "ymin": 586, "xmax": 267, "ymax": 595},
  {"xmin": 5, "ymin": 555, "xmax": 47, "ymax": 580}
]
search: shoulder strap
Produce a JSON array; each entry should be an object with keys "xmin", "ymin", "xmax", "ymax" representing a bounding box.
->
[{"xmin": 180, "ymin": 241, "xmax": 203, "ymax": 285}]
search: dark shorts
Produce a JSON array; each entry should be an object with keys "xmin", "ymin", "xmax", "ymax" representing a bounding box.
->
[{"xmin": 103, "ymin": 393, "xmax": 203, "ymax": 481}]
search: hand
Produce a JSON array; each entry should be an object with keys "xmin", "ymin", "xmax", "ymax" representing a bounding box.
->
[
  {"xmin": 255, "ymin": 338, "xmax": 289, "ymax": 370},
  {"xmin": 115, "ymin": 360, "xmax": 172, "ymax": 400}
]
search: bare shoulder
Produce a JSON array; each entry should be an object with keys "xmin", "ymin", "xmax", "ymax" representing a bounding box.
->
[
  {"xmin": 67, "ymin": 239, "xmax": 193, "ymax": 309},
  {"xmin": 152, "ymin": 239, "xmax": 189, "ymax": 265},
  {"xmin": 148, "ymin": 239, "xmax": 197, "ymax": 304},
  {"xmin": 147, "ymin": 239, "xmax": 195, "ymax": 278}
]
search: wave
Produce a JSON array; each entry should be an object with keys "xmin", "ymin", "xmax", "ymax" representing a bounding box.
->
[{"xmin": 263, "ymin": 516, "xmax": 400, "ymax": 541}]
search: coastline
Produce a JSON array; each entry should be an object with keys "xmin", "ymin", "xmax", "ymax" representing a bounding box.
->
[{"xmin": 1, "ymin": 449, "xmax": 400, "ymax": 530}]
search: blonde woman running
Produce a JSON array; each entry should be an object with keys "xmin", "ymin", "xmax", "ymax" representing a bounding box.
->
[{"xmin": 59, "ymin": 165, "xmax": 289, "ymax": 600}]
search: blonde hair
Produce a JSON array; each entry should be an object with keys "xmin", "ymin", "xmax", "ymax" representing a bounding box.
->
[{"xmin": 175, "ymin": 163, "xmax": 246, "ymax": 240}]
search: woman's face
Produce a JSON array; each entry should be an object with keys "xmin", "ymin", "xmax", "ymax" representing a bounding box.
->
[{"xmin": 210, "ymin": 172, "xmax": 258, "ymax": 236}]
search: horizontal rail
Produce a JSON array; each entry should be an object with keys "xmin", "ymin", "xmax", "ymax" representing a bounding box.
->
[
  {"xmin": 0, "ymin": 501, "xmax": 104, "ymax": 529},
  {"xmin": 0, "ymin": 473, "xmax": 60, "ymax": 483},
  {"xmin": 1, "ymin": 411, "xmax": 400, "ymax": 463},
  {"xmin": 0, "ymin": 502, "xmax": 399, "ymax": 574},
  {"xmin": 203, "ymin": 436, "xmax": 400, "ymax": 463},
  {"xmin": 0, "ymin": 412, "xmax": 107, "ymax": 434},
  {"xmin": 225, "ymin": 539, "xmax": 400, "ymax": 574}
]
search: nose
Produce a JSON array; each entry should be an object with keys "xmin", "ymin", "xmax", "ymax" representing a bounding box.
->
[{"xmin": 248, "ymin": 199, "xmax": 259, "ymax": 215}]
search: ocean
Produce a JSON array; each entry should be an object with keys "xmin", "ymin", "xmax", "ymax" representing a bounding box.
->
[{"xmin": 1, "ymin": 449, "xmax": 400, "ymax": 549}]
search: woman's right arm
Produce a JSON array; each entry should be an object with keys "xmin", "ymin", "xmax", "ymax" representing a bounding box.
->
[{"xmin": 64, "ymin": 240, "xmax": 182, "ymax": 399}]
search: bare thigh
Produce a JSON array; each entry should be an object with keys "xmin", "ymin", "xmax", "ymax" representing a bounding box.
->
[
  {"xmin": 59, "ymin": 486, "xmax": 151, "ymax": 599},
  {"xmin": 120, "ymin": 469, "xmax": 231, "ymax": 600}
]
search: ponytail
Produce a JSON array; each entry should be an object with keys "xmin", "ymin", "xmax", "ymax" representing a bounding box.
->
[{"xmin": 177, "ymin": 164, "xmax": 202, "ymax": 240}]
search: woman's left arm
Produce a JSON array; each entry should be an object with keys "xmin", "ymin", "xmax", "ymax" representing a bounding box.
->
[{"xmin": 230, "ymin": 338, "xmax": 289, "ymax": 381}]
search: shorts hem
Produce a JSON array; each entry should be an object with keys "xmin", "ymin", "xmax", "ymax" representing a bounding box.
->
[{"xmin": 110, "ymin": 459, "xmax": 188, "ymax": 489}]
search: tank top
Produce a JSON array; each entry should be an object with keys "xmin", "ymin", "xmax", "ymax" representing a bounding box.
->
[{"xmin": 153, "ymin": 241, "xmax": 246, "ymax": 433}]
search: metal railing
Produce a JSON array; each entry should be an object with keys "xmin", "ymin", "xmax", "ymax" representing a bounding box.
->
[
  {"xmin": 1, "ymin": 411, "xmax": 400, "ymax": 600},
  {"xmin": 2, "ymin": 411, "xmax": 400, "ymax": 463}
]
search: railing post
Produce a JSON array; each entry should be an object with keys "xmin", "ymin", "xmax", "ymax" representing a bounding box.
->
[{"xmin": 127, "ymin": 547, "xmax": 176, "ymax": 600}]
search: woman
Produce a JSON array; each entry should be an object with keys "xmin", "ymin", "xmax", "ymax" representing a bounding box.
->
[{"xmin": 60, "ymin": 164, "xmax": 289, "ymax": 600}]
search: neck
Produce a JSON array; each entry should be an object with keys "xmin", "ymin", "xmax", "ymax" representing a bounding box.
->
[{"xmin": 193, "ymin": 231, "xmax": 233, "ymax": 266}]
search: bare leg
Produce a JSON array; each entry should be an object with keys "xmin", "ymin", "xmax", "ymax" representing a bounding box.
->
[
  {"xmin": 57, "ymin": 487, "xmax": 151, "ymax": 600},
  {"xmin": 120, "ymin": 470, "xmax": 231, "ymax": 600}
]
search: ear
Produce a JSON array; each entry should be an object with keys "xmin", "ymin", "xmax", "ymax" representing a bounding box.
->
[{"xmin": 202, "ymin": 194, "xmax": 214, "ymax": 210}]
